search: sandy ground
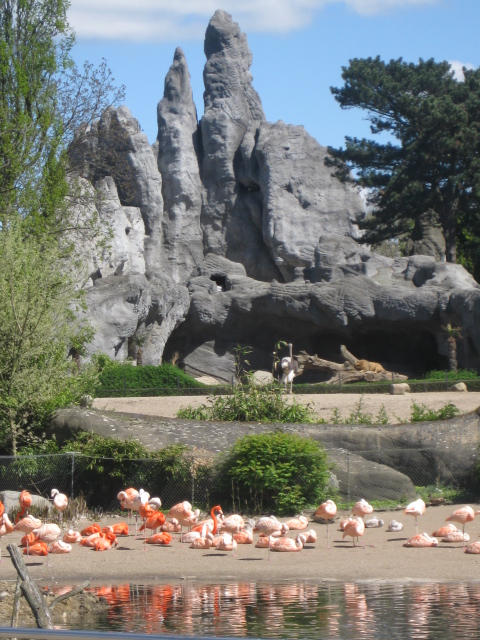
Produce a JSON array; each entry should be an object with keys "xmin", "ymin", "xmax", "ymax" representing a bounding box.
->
[
  {"xmin": 93, "ymin": 392, "xmax": 480, "ymax": 424},
  {"xmin": 2, "ymin": 505, "xmax": 480, "ymax": 585}
]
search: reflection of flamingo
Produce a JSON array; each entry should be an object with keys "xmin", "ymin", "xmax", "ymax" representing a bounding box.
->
[
  {"xmin": 315, "ymin": 500, "xmax": 337, "ymax": 548},
  {"xmin": 446, "ymin": 506, "xmax": 477, "ymax": 548},
  {"xmin": 16, "ymin": 490, "xmax": 32, "ymax": 523},
  {"xmin": 404, "ymin": 532, "xmax": 438, "ymax": 547},
  {"xmin": 343, "ymin": 518, "xmax": 365, "ymax": 547},
  {"xmin": 271, "ymin": 534, "xmax": 306, "ymax": 552},
  {"xmin": 51, "ymin": 489, "xmax": 68, "ymax": 525},
  {"xmin": 404, "ymin": 499, "xmax": 426, "ymax": 534}
]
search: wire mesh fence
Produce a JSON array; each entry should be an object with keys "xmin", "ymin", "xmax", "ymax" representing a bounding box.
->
[{"xmin": 0, "ymin": 447, "xmax": 473, "ymax": 515}]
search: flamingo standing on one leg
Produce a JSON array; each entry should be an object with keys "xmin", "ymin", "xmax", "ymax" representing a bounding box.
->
[
  {"xmin": 446, "ymin": 506, "xmax": 478, "ymax": 548},
  {"xmin": 167, "ymin": 502, "xmax": 200, "ymax": 543},
  {"xmin": 315, "ymin": 499, "xmax": 337, "ymax": 548},
  {"xmin": 0, "ymin": 512, "xmax": 13, "ymax": 561},
  {"xmin": 343, "ymin": 517, "xmax": 365, "ymax": 548},
  {"xmin": 15, "ymin": 490, "xmax": 32, "ymax": 524},
  {"xmin": 254, "ymin": 516, "xmax": 289, "ymax": 561},
  {"xmin": 404, "ymin": 499, "xmax": 426, "ymax": 534},
  {"xmin": 51, "ymin": 489, "xmax": 68, "ymax": 525},
  {"xmin": 33, "ymin": 523, "xmax": 61, "ymax": 567},
  {"xmin": 14, "ymin": 515, "xmax": 42, "ymax": 556}
]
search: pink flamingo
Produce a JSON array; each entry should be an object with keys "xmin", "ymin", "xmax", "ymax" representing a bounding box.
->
[
  {"xmin": 254, "ymin": 516, "xmax": 289, "ymax": 560},
  {"xmin": 219, "ymin": 514, "xmax": 245, "ymax": 535},
  {"xmin": 15, "ymin": 490, "xmax": 32, "ymax": 524},
  {"xmin": 465, "ymin": 541, "xmax": 480, "ymax": 554},
  {"xmin": 284, "ymin": 516, "xmax": 309, "ymax": 530},
  {"xmin": 315, "ymin": 499, "xmax": 337, "ymax": 548},
  {"xmin": 216, "ymin": 533, "xmax": 237, "ymax": 554},
  {"xmin": 352, "ymin": 499, "xmax": 374, "ymax": 520},
  {"xmin": 234, "ymin": 526, "xmax": 254, "ymax": 544},
  {"xmin": 0, "ymin": 513, "xmax": 13, "ymax": 561},
  {"xmin": 63, "ymin": 530, "xmax": 82, "ymax": 543},
  {"xmin": 271, "ymin": 534, "xmax": 306, "ymax": 552},
  {"xmin": 34, "ymin": 523, "xmax": 61, "ymax": 566},
  {"xmin": 49, "ymin": 540, "xmax": 72, "ymax": 554},
  {"xmin": 14, "ymin": 515, "xmax": 42, "ymax": 555},
  {"xmin": 431, "ymin": 524, "xmax": 458, "ymax": 537},
  {"xmin": 168, "ymin": 501, "xmax": 201, "ymax": 542},
  {"xmin": 51, "ymin": 489, "xmax": 68, "ymax": 525},
  {"xmin": 442, "ymin": 530, "xmax": 470, "ymax": 543},
  {"xmin": 446, "ymin": 506, "xmax": 478, "ymax": 548},
  {"xmin": 303, "ymin": 529, "xmax": 317, "ymax": 543},
  {"xmin": 192, "ymin": 506, "xmax": 224, "ymax": 533},
  {"xmin": 343, "ymin": 517, "xmax": 365, "ymax": 547},
  {"xmin": 404, "ymin": 532, "xmax": 438, "ymax": 547},
  {"xmin": 404, "ymin": 499, "xmax": 426, "ymax": 534},
  {"xmin": 159, "ymin": 519, "xmax": 182, "ymax": 533},
  {"xmin": 190, "ymin": 525, "xmax": 214, "ymax": 549}
]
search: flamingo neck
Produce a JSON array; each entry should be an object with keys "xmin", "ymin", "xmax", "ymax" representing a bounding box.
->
[{"xmin": 211, "ymin": 508, "xmax": 219, "ymax": 535}]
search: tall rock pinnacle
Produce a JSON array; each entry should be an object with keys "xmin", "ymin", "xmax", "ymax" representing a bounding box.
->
[
  {"xmin": 200, "ymin": 10, "xmax": 266, "ymax": 257},
  {"xmin": 157, "ymin": 48, "xmax": 204, "ymax": 284}
]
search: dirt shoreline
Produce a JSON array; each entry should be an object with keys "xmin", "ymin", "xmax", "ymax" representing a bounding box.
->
[
  {"xmin": 93, "ymin": 391, "xmax": 480, "ymax": 424},
  {"xmin": 2, "ymin": 504, "xmax": 480, "ymax": 585}
]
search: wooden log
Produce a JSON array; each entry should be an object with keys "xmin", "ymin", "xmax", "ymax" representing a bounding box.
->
[
  {"xmin": 295, "ymin": 351, "xmax": 408, "ymax": 384},
  {"xmin": 49, "ymin": 581, "xmax": 90, "ymax": 612},
  {"xmin": 11, "ymin": 575, "xmax": 21, "ymax": 628},
  {"xmin": 7, "ymin": 543, "xmax": 54, "ymax": 629}
]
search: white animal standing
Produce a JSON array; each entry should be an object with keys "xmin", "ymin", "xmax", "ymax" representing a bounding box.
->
[{"xmin": 280, "ymin": 343, "xmax": 298, "ymax": 394}]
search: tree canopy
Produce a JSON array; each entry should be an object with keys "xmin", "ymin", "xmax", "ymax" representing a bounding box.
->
[
  {"xmin": 0, "ymin": 0, "xmax": 124, "ymax": 453},
  {"xmin": 327, "ymin": 56, "xmax": 480, "ymax": 273}
]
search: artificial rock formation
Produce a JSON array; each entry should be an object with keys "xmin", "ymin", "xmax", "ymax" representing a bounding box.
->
[{"xmin": 72, "ymin": 9, "xmax": 480, "ymax": 375}]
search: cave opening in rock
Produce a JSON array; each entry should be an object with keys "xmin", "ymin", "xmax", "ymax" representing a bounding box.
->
[{"xmin": 210, "ymin": 275, "xmax": 227, "ymax": 291}]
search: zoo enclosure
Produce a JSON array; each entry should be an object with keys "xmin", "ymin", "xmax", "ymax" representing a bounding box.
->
[{"xmin": 0, "ymin": 447, "xmax": 472, "ymax": 515}]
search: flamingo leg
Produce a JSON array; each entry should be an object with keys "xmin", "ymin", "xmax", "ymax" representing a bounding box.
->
[
  {"xmin": 463, "ymin": 523, "xmax": 466, "ymax": 549},
  {"xmin": 415, "ymin": 516, "xmax": 418, "ymax": 534},
  {"xmin": 268, "ymin": 536, "xmax": 271, "ymax": 561}
]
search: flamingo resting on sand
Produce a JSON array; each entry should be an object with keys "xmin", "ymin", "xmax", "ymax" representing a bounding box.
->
[
  {"xmin": 49, "ymin": 540, "xmax": 72, "ymax": 554},
  {"xmin": 465, "ymin": 541, "xmax": 480, "ymax": 554},
  {"xmin": 51, "ymin": 489, "xmax": 68, "ymax": 525},
  {"xmin": 23, "ymin": 541, "xmax": 48, "ymax": 556},
  {"xmin": 442, "ymin": 531, "xmax": 470, "ymax": 543},
  {"xmin": 404, "ymin": 499, "xmax": 426, "ymax": 534},
  {"xmin": 315, "ymin": 500, "xmax": 337, "ymax": 547},
  {"xmin": 404, "ymin": 533, "xmax": 438, "ymax": 547},
  {"xmin": 446, "ymin": 506, "xmax": 478, "ymax": 548},
  {"xmin": 343, "ymin": 517, "xmax": 365, "ymax": 547},
  {"xmin": 145, "ymin": 532, "xmax": 172, "ymax": 545},
  {"xmin": 431, "ymin": 524, "xmax": 458, "ymax": 537},
  {"xmin": 190, "ymin": 525, "xmax": 214, "ymax": 549},
  {"xmin": 216, "ymin": 533, "xmax": 237, "ymax": 554},
  {"xmin": 271, "ymin": 534, "xmax": 306, "ymax": 552},
  {"xmin": 284, "ymin": 516, "xmax": 309, "ymax": 530},
  {"xmin": 63, "ymin": 530, "xmax": 82, "ymax": 544}
]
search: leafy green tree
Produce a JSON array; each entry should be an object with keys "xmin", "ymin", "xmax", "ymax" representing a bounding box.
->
[
  {"xmin": 442, "ymin": 323, "xmax": 463, "ymax": 372},
  {"xmin": 0, "ymin": 0, "xmax": 124, "ymax": 237},
  {"xmin": 327, "ymin": 57, "xmax": 480, "ymax": 268},
  {"xmin": 0, "ymin": 219, "xmax": 96, "ymax": 454}
]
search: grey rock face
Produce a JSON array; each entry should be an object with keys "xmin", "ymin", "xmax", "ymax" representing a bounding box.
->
[
  {"xmin": 254, "ymin": 122, "xmax": 365, "ymax": 281},
  {"xmin": 157, "ymin": 48, "xmax": 204, "ymax": 284},
  {"xmin": 68, "ymin": 9, "xmax": 480, "ymax": 379}
]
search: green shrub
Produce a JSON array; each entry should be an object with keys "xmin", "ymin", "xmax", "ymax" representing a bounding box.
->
[
  {"xmin": 96, "ymin": 360, "xmax": 205, "ymax": 396},
  {"xmin": 213, "ymin": 431, "xmax": 330, "ymax": 515},
  {"xmin": 177, "ymin": 384, "xmax": 317, "ymax": 423},
  {"xmin": 409, "ymin": 402, "xmax": 460, "ymax": 422},
  {"xmin": 422, "ymin": 369, "xmax": 478, "ymax": 381}
]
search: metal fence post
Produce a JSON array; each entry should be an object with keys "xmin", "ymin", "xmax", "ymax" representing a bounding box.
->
[
  {"xmin": 191, "ymin": 455, "xmax": 195, "ymax": 506},
  {"xmin": 347, "ymin": 451, "xmax": 350, "ymax": 512}
]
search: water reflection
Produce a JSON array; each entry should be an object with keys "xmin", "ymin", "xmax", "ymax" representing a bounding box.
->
[{"xmin": 61, "ymin": 581, "xmax": 480, "ymax": 639}]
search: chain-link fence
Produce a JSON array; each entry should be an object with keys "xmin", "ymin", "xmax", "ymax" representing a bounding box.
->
[{"xmin": 0, "ymin": 446, "xmax": 474, "ymax": 515}]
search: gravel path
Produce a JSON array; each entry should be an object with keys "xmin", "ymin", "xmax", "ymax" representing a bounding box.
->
[{"xmin": 94, "ymin": 391, "xmax": 480, "ymax": 424}]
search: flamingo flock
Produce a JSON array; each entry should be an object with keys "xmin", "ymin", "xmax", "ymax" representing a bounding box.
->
[{"xmin": 2, "ymin": 487, "xmax": 480, "ymax": 562}]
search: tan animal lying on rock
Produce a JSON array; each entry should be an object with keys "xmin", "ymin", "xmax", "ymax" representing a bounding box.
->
[{"xmin": 353, "ymin": 359, "xmax": 386, "ymax": 373}]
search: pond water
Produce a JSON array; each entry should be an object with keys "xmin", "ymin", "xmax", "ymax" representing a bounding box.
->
[{"xmin": 59, "ymin": 581, "xmax": 480, "ymax": 639}]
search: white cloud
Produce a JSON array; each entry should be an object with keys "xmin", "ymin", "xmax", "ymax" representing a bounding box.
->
[
  {"xmin": 449, "ymin": 60, "xmax": 475, "ymax": 82},
  {"xmin": 68, "ymin": 0, "xmax": 440, "ymax": 42}
]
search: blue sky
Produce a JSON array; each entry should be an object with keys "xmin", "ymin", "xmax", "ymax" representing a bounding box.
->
[{"xmin": 69, "ymin": 0, "xmax": 479, "ymax": 150}]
